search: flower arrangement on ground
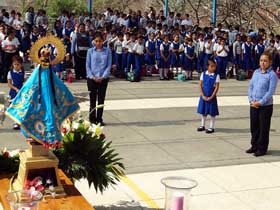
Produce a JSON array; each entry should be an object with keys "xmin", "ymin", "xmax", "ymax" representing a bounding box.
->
[
  {"xmin": 53, "ymin": 113, "xmax": 125, "ymax": 193},
  {"xmin": 0, "ymin": 148, "xmax": 20, "ymax": 173}
]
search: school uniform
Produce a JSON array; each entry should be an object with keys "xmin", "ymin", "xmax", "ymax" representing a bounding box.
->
[
  {"xmin": 122, "ymin": 40, "xmax": 129, "ymax": 73},
  {"xmin": 216, "ymin": 44, "xmax": 229, "ymax": 79},
  {"xmin": 63, "ymin": 27, "xmax": 73, "ymax": 54},
  {"xmin": 127, "ymin": 41, "xmax": 136, "ymax": 72},
  {"xmin": 184, "ymin": 44, "xmax": 195, "ymax": 71},
  {"xmin": 197, "ymin": 71, "xmax": 220, "ymax": 116},
  {"xmin": 133, "ymin": 42, "xmax": 145, "ymax": 81},
  {"xmin": 242, "ymin": 42, "xmax": 254, "ymax": 71},
  {"xmin": 255, "ymin": 43, "xmax": 265, "ymax": 68},
  {"xmin": 170, "ymin": 41, "xmax": 181, "ymax": 67},
  {"xmin": 204, "ymin": 41, "xmax": 214, "ymax": 71},
  {"xmin": 1, "ymin": 37, "xmax": 20, "ymax": 83},
  {"xmin": 20, "ymin": 30, "xmax": 31, "ymax": 54},
  {"xmin": 155, "ymin": 38, "xmax": 162, "ymax": 64},
  {"xmin": 159, "ymin": 42, "xmax": 171, "ymax": 69},
  {"xmin": 30, "ymin": 32, "xmax": 40, "ymax": 43},
  {"xmin": 114, "ymin": 39, "xmax": 124, "ymax": 77},
  {"xmin": 145, "ymin": 39, "xmax": 156, "ymax": 66},
  {"xmin": 233, "ymin": 40, "xmax": 242, "ymax": 67},
  {"xmin": 197, "ymin": 39, "xmax": 205, "ymax": 72},
  {"xmin": 7, "ymin": 69, "xmax": 25, "ymax": 99}
]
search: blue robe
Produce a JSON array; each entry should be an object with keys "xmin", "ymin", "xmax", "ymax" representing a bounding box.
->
[{"xmin": 6, "ymin": 65, "xmax": 79, "ymax": 147}]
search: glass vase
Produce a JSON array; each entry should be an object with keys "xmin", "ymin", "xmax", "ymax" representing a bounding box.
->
[
  {"xmin": 161, "ymin": 176, "xmax": 197, "ymax": 210},
  {"xmin": 6, "ymin": 190, "xmax": 43, "ymax": 210}
]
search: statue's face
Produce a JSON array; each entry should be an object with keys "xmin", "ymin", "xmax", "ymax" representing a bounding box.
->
[{"xmin": 40, "ymin": 48, "xmax": 51, "ymax": 58}]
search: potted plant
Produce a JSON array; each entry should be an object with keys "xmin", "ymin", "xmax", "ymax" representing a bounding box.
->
[{"xmin": 53, "ymin": 114, "xmax": 125, "ymax": 193}]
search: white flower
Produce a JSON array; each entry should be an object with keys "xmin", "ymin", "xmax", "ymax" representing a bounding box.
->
[
  {"xmin": 83, "ymin": 120, "xmax": 91, "ymax": 129},
  {"xmin": 72, "ymin": 122, "xmax": 80, "ymax": 130},
  {"xmin": 30, "ymin": 186, "xmax": 36, "ymax": 192},
  {"xmin": 89, "ymin": 123, "xmax": 103, "ymax": 138},
  {"xmin": 9, "ymin": 149, "xmax": 19, "ymax": 157},
  {"xmin": 49, "ymin": 185, "xmax": 54, "ymax": 191},
  {"xmin": 46, "ymin": 179, "xmax": 52, "ymax": 184},
  {"xmin": 35, "ymin": 180, "xmax": 43, "ymax": 187}
]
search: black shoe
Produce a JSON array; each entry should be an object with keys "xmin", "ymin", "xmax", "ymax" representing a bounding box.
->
[
  {"xmin": 245, "ymin": 148, "xmax": 257, "ymax": 154},
  {"xmin": 205, "ymin": 128, "xmax": 214, "ymax": 133},
  {"xmin": 160, "ymin": 77, "xmax": 165, "ymax": 80},
  {"xmin": 197, "ymin": 126, "xmax": 205, "ymax": 131},
  {"xmin": 13, "ymin": 123, "xmax": 20, "ymax": 130},
  {"xmin": 164, "ymin": 77, "xmax": 169, "ymax": 80},
  {"xmin": 254, "ymin": 150, "xmax": 266, "ymax": 157}
]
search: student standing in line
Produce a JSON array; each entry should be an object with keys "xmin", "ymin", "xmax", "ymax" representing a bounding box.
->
[
  {"xmin": 197, "ymin": 58, "xmax": 220, "ymax": 134},
  {"xmin": 86, "ymin": 32, "xmax": 112, "ymax": 126},
  {"xmin": 246, "ymin": 51, "xmax": 278, "ymax": 157},
  {"xmin": 7, "ymin": 55, "xmax": 26, "ymax": 129}
]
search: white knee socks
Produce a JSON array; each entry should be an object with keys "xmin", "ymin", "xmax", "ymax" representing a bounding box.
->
[
  {"xmin": 210, "ymin": 116, "xmax": 215, "ymax": 129},
  {"xmin": 201, "ymin": 115, "xmax": 207, "ymax": 127}
]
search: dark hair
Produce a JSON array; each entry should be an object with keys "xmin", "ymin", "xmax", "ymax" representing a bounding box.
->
[
  {"xmin": 208, "ymin": 58, "xmax": 216, "ymax": 65},
  {"xmin": 261, "ymin": 50, "xmax": 273, "ymax": 62},
  {"xmin": 12, "ymin": 55, "xmax": 23, "ymax": 64},
  {"xmin": 94, "ymin": 31, "xmax": 103, "ymax": 40}
]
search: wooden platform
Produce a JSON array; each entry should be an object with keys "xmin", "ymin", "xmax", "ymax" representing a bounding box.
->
[{"xmin": 0, "ymin": 170, "xmax": 95, "ymax": 210}]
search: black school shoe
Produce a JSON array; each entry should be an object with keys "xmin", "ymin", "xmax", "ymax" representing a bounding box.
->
[
  {"xmin": 254, "ymin": 150, "xmax": 267, "ymax": 157},
  {"xmin": 197, "ymin": 126, "xmax": 205, "ymax": 131},
  {"xmin": 205, "ymin": 128, "xmax": 215, "ymax": 133},
  {"xmin": 245, "ymin": 147, "xmax": 257, "ymax": 154}
]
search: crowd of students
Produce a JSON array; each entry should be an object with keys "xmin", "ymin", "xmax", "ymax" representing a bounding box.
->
[{"xmin": 1, "ymin": 6, "xmax": 280, "ymax": 84}]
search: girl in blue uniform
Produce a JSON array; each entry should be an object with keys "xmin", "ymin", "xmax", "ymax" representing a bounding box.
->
[
  {"xmin": 145, "ymin": 32, "xmax": 156, "ymax": 76},
  {"xmin": 7, "ymin": 55, "xmax": 25, "ymax": 129},
  {"xmin": 63, "ymin": 20, "xmax": 73, "ymax": 54},
  {"xmin": 155, "ymin": 31, "xmax": 162, "ymax": 71},
  {"xmin": 170, "ymin": 34, "xmax": 181, "ymax": 76},
  {"xmin": 159, "ymin": 35, "xmax": 171, "ymax": 80},
  {"xmin": 30, "ymin": 26, "xmax": 40, "ymax": 45},
  {"xmin": 197, "ymin": 58, "xmax": 220, "ymax": 133},
  {"xmin": 242, "ymin": 36, "xmax": 254, "ymax": 72},
  {"xmin": 184, "ymin": 38, "xmax": 195, "ymax": 80},
  {"xmin": 255, "ymin": 39, "xmax": 265, "ymax": 69}
]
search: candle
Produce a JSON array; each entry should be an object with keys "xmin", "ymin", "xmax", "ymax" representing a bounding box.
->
[{"xmin": 170, "ymin": 192, "xmax": 184, "ymax": 210}]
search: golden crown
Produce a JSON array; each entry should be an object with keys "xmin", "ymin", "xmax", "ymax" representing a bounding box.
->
[{"xmin": 29, "ymin": 35, "xmax": 66, "ymax": 65}]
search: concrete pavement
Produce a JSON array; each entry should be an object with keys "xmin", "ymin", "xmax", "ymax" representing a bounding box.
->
[{"xmin": 0, "ymin": 76, "xmax": 280, "ymax": 210}]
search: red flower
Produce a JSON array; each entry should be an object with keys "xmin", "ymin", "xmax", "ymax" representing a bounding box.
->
[
  {"xmin": 62, "ymin": 127, "xmax": 67, "ymax": 133},
  {"xmin": 2, "ymin": 151, "xmax": 9, "ymax": 157},
  {"xmin": 36, "ymin": 185, "xmax": 44, "ymax": 191}
]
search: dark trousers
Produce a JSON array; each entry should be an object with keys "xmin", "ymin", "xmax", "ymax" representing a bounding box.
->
[
  {"xmin": 250, "ymin": 105, "xmax": 273, "ymax": 152},
  {"xmin": 1, "ymin": 52, "xmax": 18, "ymax": 83},
  {"xmin": 74, "ymin": 53, "xmax": 86, "ymax": 79},
  {"xmin": 87, "ymin": 78, "xmax": 109, "ymax": 123}
]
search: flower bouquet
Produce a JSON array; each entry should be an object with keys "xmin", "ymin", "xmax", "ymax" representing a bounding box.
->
[
  {"xmin": 0, "ymin": 148, "xmax": 20, "ymax": 174},
  {"xmin": 25, "ymin": 176, "xmax": 56, "ymax": 197},
  {"xmin": 53, "ymin": 113, "xmax": 125, "ymax": 193}
]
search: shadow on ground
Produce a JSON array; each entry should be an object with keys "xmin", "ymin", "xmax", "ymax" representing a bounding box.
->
[
  {"xmin": 268, "ymin": 150, "xmax": 280, "ymax": 156},
  {"xmin": 94, "ymin": 201, "xmax": 162, "ymax": 210}
]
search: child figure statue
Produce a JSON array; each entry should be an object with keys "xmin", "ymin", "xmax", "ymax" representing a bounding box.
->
[{"xmin": 6, "ymin": 35, "xmax": 79, "ymax": 147}]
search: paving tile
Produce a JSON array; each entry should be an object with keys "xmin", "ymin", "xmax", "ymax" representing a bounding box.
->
[
  {"xmin": 198, "ymin": 163, "xmax": 280, "ymax": 192},
  {"xmin": 190, "ymin": 193, "xmax": 254, "ymax": 210},
  {"xmin": 158, "ymin": 140, "xmax": 250, "ymax": 163},
  {"xmin": 114, "ymin": 143, "xmax": 180, "ymax": 170},
  {"xmin": 232, "ymin": 187, "xmax": 280, "ymax": 210}
]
